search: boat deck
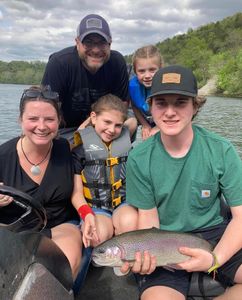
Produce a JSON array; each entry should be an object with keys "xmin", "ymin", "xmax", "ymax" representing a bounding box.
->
[
  {"xmin": 76, "ymin": 263, "xmax": 225, "ymax": 300},
  {"xmin": 77, "ymin": 265, "xmax": 139, "ymax": 300}
]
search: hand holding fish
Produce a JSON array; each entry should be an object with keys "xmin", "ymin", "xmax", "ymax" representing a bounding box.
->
[
  {"xmin": 120, "ymin": 251, "xmax": 157, "ymax": 275},
  {"xmin": 177, "ymin": 247, "xmax": 214, "ymax": 272},
  {"xmin": 82, "ymin": 214, "xmax": 100, "ymax": 247},
  {"xmin": 92, "ymin": 228, "xmax": 213, "ymax": 276}
]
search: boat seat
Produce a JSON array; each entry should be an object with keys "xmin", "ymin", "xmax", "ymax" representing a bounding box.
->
[
  {"xmin": 0, "ymin": 227, "xmax": 73, "ymax": 300},
  {"xmin": 13, "ymin": 263, "xmax": 73, "ymax": 300},
  {"xmin": 188, "ymin": 272, "xmax": 225, "ymax": 299}
]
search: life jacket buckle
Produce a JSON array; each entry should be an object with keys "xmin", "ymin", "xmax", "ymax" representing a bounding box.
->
[
  {"xmin": 73, "ymin": 131, "xmax": 82, "ymax": 146},
  {"xmin": 106, "ymin": 157, "xmax": 119, "ymax": 166},
  {"xmin": 112, "ymin": 196, "xmax": 122, "ymax": 207},
  {"xmin": 112, "ymin": 179, "xmax": 122, "ymax": 191}
]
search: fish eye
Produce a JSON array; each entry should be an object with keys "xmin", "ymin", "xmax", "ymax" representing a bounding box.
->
[{"xmin": 97, "ymin": 248, "xmax": 106, "ymax": 254}]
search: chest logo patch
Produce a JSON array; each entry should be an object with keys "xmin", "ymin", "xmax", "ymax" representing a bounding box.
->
[{"xmin": 201, "ymin": 190, "xmax": 211, "ymax": 198}]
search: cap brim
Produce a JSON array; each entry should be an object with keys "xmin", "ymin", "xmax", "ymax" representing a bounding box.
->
[
  {"xmin": 79, "ymin": 30, "xmax": 112, "ymax": 43},
  {"xmin": 147, "ymin": 89, "xmax": 197, "ymax": 101}
]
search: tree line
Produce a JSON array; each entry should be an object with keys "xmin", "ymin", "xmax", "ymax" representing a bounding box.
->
[
  {"xmin": 1, "ymin": 12, "xmax": 242, "ymax": 96},
  {"xmin": 0, "ymin": 60, "xmax": 45, "ymax": 85}
]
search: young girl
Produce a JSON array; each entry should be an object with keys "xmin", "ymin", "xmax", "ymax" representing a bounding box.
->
[
  {"xmin": 71, "ymin": 94, "xmax": 137, "ymax": 247},
  {"xmin": 129, "ymin": 45, "xmax": 163, "ymax": 140}
]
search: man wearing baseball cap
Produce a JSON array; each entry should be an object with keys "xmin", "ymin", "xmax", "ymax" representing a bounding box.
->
[
  {"xmin": 122, "ymin": 65, "xmax": 242, "ymax": 300},
  {"xmin": 42, "ymin": 14, "xmax": 137, "ymax": 140}
]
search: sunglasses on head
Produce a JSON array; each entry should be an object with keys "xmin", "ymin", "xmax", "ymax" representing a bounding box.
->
[{"xmin": 21, "ymin": 88, "xmax": 59, "ymax": 102}]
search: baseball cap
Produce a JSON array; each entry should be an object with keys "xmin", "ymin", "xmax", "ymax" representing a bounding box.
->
[
  {"xmin": 148, "ymin": 65, "xmax": 198, "ymax": 99},
  {"xmin": 77, "ymin": 14, "xmax": 112, "ymax": 43}
]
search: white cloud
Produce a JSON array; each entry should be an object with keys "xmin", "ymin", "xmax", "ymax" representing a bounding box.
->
[{"xmin": 0, "ymin": 0, "xmax": 242, "ymax": 61}]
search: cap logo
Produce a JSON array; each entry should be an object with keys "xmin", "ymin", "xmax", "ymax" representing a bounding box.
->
[
  {"xmin": 162, "ymin": 73, "xmax": 181, "ymax": 84},
  {"xmin": 86, "ymin": 18, "xmax": 103, "ymax": 29}
]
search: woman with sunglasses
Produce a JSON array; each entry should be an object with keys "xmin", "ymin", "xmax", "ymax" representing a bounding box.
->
[{"xmin": 0, "ymin": 85, "xmax": 82, "ymax": 280}]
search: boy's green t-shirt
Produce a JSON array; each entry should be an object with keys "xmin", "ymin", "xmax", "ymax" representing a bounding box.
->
[{"xmin": 126, "ymin": 125, "xmax": 242, "ymax": 232}]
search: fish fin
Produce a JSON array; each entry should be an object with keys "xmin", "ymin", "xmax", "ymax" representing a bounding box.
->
[
  {"xmin": 166, "ymin": 264, "xmax": 182, "ymax": 272},
  {"xmin": 91, "ymin": 261, "xmax": 102, "ymax": 267},
  {"xmin": 162, "ymin": 266, "xmax": 175, "ymax": 272},
  {"xmin": 163, "ymin": 264, "xmax": 182, "ymax": 272},
  {"xmin": 162, "ymin": 264, "xmax": 182, "ymax": 272},
  {"xmin": 113, "ymin": 267, "xmax": 129, "ymax": 277}
]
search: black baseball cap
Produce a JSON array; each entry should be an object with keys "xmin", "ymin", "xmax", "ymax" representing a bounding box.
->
[
  {"xmin": 77, "ymin": 14, "xmax": 112, "ymax": 43},
  {"xmin": 148, "ymin": 65, "xmax": 198, "ymax": 99}
]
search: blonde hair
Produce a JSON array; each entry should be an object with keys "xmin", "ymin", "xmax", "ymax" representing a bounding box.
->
[
  {"xmin": 91, "ymin": 94, "xmax": 127, "ymax": 121},
  {"xmin": 132, "ymin": 45, "xmax": 163, "ymax": 73}
]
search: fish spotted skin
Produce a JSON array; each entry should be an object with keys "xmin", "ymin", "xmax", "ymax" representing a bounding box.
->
[{"xmin": 92, "ymin": 227, "xmax": 213, "ymax": 268}]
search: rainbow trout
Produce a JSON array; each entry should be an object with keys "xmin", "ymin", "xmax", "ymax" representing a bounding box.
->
[{"xmin": 92, "ymin": 228, "xmax": 213, "ymax": 275}]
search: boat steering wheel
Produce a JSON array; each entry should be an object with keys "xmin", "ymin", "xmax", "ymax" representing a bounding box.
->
[{"xmin": 0, "ymin": 185, "xmax": 47, "ymax": 232}]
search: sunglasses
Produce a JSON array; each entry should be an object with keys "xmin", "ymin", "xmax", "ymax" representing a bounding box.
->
[
  {"xmin": 82, "ymin": 39, "xmax": 110, "ymax": 50},
  {"xmin": 21, "ymin": 89, "xmax": 59, "ymax": 102}
]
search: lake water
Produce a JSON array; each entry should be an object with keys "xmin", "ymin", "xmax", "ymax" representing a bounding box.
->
[
  {"xmin": 0, "ymin": 83, "xmax": 29, "ymax": 144},
  {"xmin": 194, "ymin": 96, "xmax": 242, "ymax": 158},
  {"xmin": 0, "ymin": 83, "xmax": 242, "ymax": 158}
]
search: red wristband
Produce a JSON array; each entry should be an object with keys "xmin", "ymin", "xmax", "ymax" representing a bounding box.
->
[{"xmin": 78, "ymin": 204, "xmax": 95, "ymax": 221}]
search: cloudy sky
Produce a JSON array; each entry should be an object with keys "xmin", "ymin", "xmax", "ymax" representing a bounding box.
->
[{"xmin": 0, "ymin": 0, "xmax": 242, "ymax": 62}]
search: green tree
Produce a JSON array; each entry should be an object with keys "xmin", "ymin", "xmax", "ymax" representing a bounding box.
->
[
  {"xmin": 175, "ymin": 36, "xmax": 213, "ymax": 86},
  {"xmin": 217, "ymin": 49, "xmax": 242, "ymax": 96},
  {"xmin": 0, "ymin": 61, "xmax": 45, "ymax": 84}
]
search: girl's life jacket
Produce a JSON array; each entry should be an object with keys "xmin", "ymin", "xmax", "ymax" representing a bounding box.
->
[{"xmin": 74, "ymin": 126, "xmax": 131, "ymax": 211}]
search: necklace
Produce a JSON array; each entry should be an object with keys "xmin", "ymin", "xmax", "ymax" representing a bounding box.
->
[{"xmin": 20, "ymin": 138, "xmax": 52, "ymax": 176}]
